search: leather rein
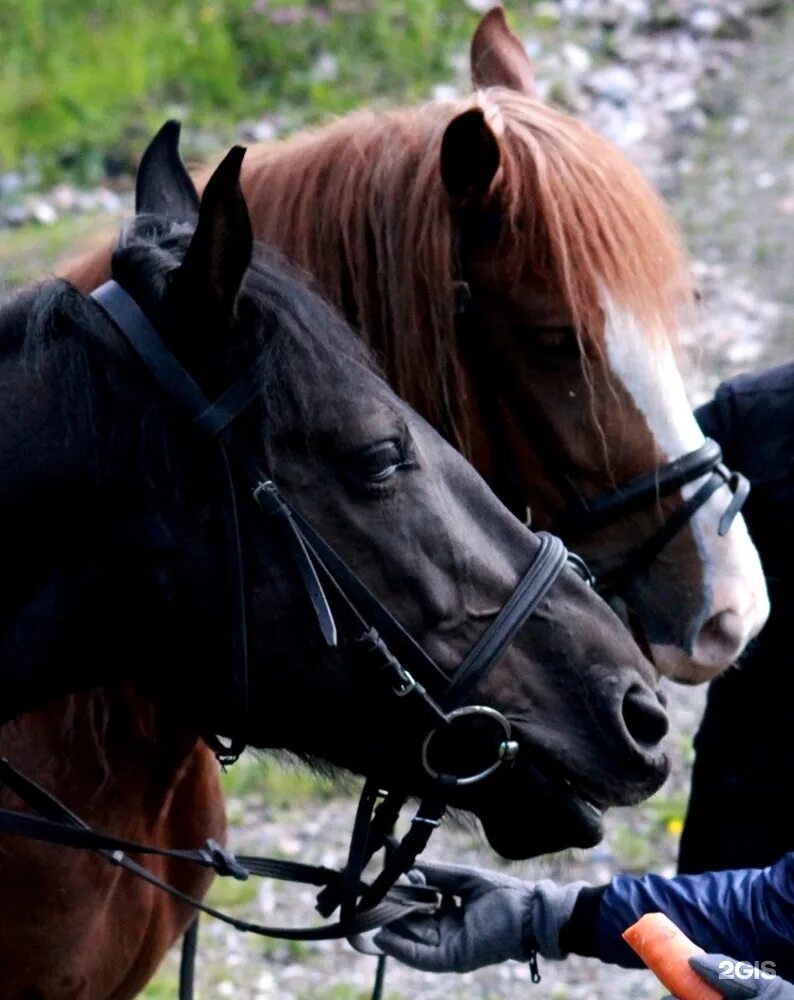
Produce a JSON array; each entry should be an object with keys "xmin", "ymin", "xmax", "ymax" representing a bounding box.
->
[{"xmin": 0, "ymin": 279, "xmax": 592, "ymax": 995}]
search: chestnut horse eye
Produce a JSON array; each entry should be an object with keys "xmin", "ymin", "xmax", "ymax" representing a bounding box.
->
[{"xmin": 526, "ymin": 325, "xmax": 581, "ymax": 365}]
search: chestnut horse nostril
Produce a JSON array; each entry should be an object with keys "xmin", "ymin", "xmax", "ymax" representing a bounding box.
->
[
  {"xmin": 621, "ymin": 685, "xmax": 669, "ymax": 748},
  {"xmin": 692, "ymin": 610, "xmax": 745, "ymax": 669}
]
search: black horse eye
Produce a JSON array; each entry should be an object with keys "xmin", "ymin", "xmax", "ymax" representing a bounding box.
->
[{"xmin": 357, "ymin": 440, "xmax": 406, "ymax": 483}]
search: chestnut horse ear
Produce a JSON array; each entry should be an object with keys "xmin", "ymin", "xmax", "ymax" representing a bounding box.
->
[
  {"xmin": 135, "ymin": 120, "xmax": 200, "ymax": 222},
  {"xmin": 470, "ymin": 6, "xmax": 536, "ymax": 96},
  {"xmin": 440, "ymin": 108, "xmax": 501, "ymax": 203},
  {"xmin": 178, "ymin": 146, "xmax": 253, "ymax": 317}
]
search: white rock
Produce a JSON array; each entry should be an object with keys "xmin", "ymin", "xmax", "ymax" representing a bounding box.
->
[
  {"xmin": 689, "ymin": 6, "xmax": 723, "ymax": 34},
  {"xmin": 50, "ymin": 183, "xmax": 77, "ymax": 211},
  {"xmin": 586, "ymin": 65, "xmax": 637, "ymax": 105},
  {"xmin": 562, "ymin": 42, "xmax": 591, "ymax": 74},
  {"xmin": 249, "ymin": 119, "xmax": 278, "ymax": 143},
  {"xmin": 433, "ymin": 84, "xmax": 458, "ymax": 102},
  {"xmin": 31, "ymin": 200, "xmax": 58, "ymax": 225},
  {"xmin": 664, "ymin": 87, "xmax": 697, "ymax": 113}
]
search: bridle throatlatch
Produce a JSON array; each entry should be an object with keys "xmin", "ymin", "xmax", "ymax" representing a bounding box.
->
[{"xmin": 0, "ymin": 280, "xmax": 594, "ymax": 999}]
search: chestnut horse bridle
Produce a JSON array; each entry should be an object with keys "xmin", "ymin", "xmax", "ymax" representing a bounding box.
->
[
  {"xmin": 452, "ymin": 279, "xmax": 750, "ymax": 600},
  {"xmin": 0, "ymin": 278, "xmax": 593, "ymax": 996}
]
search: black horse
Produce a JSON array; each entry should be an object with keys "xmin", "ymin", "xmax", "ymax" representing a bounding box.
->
[{"xmin": 0, "ymin": 125, "xmax": 669, "ymax": 997}]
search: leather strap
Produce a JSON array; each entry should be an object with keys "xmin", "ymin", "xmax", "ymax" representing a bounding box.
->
[
  {"xmin": 0, "ymin": 759, "xmax": 437, "ymax": 942},
  {"xmin": 558, "ymin": 438, "xmax": 734, "ymax": 535},
  {"xmin": 443, "ymin": 532, "xmax": 568, "ymax": 708}
]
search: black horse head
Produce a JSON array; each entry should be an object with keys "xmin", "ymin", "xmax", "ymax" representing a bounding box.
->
[{"xmin": 0, "ymin": 123, "xmax": 670, "ymax": 859}]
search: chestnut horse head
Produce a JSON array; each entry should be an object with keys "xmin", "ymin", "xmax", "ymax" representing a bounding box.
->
[
  {"xmin": 3, "ymin": 124, "xmax": 669, "ymax": 860},
  {"xmin": 219, "ymin": 6, "xmax": 768, "ymax": 683}
]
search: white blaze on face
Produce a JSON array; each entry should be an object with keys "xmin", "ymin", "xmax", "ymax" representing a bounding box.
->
[{"xmin": 601, "ymin": 296, "xmax": 769, "ymax": 681}]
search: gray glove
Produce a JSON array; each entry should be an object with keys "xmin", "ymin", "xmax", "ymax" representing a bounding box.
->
[
  {"xmin": 684, "ymin": 954, "xmax": 794, "ymax": 999},
  {"xmin": 372, "ymin": 860, "xmax": 587, "ymax": 973}
]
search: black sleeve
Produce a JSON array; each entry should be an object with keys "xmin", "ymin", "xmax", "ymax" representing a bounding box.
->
[
  {"xmin": 694, "ymin": 387, "xmax": 738, "ymax": 468},
  {"xmin": 558, "ymin": 885, "xmax": 608, "ymax": 958}
]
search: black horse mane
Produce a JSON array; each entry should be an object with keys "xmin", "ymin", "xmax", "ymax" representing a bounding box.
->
[{"xmin": 1, "ymin": 215, "xmax": 383, "ymax": 457}]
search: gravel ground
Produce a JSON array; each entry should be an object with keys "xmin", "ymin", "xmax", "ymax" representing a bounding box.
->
[{"xmin": 4, "ymin": 1, "xmax": 791, "ymax": 996}]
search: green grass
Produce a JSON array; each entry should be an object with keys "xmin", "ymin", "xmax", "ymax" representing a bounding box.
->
[
  {"xmin": 0, "ymin": 0, "xmax": 547, "ymax": 185},
  {"xmin": 205, "ymin": 870, "xmax": 261, "ymax": 908},
  {"xmin": 609, "ymin": 788, "xmax": 689, "ymax": 872},
  {"xmin": 140, "ymin": 974, "xmax": 180, "ymax": 1000},
  {"xmin": 0, "ymin": 210, "xmax": 121, "ymax": 289},
  {"xmin": 220, "ymin": 750, "xmax": 358, "ymax": 807}
]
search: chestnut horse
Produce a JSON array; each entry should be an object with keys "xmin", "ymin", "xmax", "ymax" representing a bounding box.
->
[
  {"xmin": 225, "ymin": 8, "xmax": 768, "ymax": 683},
  {"xmin": 0, "ymin": 128, "xmax": 669, "ymax": 997}
]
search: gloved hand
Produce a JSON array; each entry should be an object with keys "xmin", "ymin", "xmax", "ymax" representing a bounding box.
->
[
  {"xmin": 372, "ymin": 860, "xmax": 587, "ymax": 973},
  {"xmin": 685, "ymin": 954, "xmax": 794, "ymax": 998}
]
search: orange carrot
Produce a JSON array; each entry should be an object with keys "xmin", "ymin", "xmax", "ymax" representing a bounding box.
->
[{"xmin": 622, "ymin": 912, "xmax": 722, "ymax": 1000}]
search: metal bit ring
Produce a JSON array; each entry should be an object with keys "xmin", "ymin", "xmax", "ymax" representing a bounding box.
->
[{"xmin": 421, "ymin": 705, "xmax": 519, "ymax": 787}]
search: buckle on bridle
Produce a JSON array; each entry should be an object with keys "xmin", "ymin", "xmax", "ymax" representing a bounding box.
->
[
  {"xmin": 421, "ymin": 705, "xmax": 519, "ymax": 787},
  {"xmin": 392, "ymin": 667, "xmax": 417, "ymax": 697},
  {"xmin": 356, "ymin": 628, "xmax": 418, "ymax": 697},
  {"xmin": 200, "ymin": 838, "xmax": 249, "ymax": 881},
  {"xmin": 252, "ymin": 479, "xmax": 285, "ymax": 514}
]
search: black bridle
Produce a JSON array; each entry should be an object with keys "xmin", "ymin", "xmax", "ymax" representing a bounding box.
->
[
  {"xmin": 556, "ymin": 436, "xmax": 749, "ymax": 598},
  {"xmin": 0, "ymin": 277, "xmax": 594, "ymax": 995}
]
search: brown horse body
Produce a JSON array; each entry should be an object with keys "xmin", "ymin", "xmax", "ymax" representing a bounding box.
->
[{"xmin": 0, "ymin": 691, "xmax": 221, "ymax": 999}]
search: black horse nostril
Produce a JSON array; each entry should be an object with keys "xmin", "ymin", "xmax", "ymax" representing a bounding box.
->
[{"xmin": 622, "ymin": 685, "xmax": 669, "ymax": 747}]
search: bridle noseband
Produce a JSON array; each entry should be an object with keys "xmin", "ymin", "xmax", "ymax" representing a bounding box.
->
[{"xmin": 557, "ymin": 437, "xmax": 749, "ymax": 598}]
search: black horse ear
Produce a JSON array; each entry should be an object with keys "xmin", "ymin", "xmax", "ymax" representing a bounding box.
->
[
  {"xmin": 177, "ymin": 146, "xmax": 253, "ymax": 318},
  {"xmin": 440, "ymin": 108, "xmax": 501, "ymax": 203},
  {"xmin": 135, "ymin": 120, "xmax": 200, "ymax": 222}
]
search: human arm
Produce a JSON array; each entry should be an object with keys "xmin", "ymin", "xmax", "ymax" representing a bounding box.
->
[
  {"xmin": 589, "ymin": 852, "xmax": 794, "ymax": 982},
  {"xmin": 373, "ymin": 852, "xmax": 794, "ymax": 984}
]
